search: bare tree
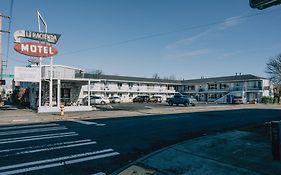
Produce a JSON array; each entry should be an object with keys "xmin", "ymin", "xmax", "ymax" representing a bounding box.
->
[
  {"xmin": 152, "ymin": 73, "xmax": 160, "ymax": 79},
  {"xmin": 169, "ymin": 75, "xmax": 176, "ymax": 80},
  {"xmin": 266, "ymin": 53, "xmax": 281, "ymax": 85},
  {"xmin": 88, "ymin": 69, "xmax": 103, "ymax": 75},
  {"xmin": 163, "ymin": 75, "xmax": 177, "ymax": 80},
  {"xmin": 266, "ymin": 54, "xmax": 281, "ymax": 104}
]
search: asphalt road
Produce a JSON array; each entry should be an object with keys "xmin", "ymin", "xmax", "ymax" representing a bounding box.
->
[{"xmin": 0, "ymin": 108, "xmax": 281, "ymax": 175}]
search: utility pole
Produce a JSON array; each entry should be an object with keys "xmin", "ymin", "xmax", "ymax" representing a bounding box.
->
[
  {"xmin": 0, "ymin": 13, "xmax": 10, "ymax": 106},
  {"xmin": 0, "ymin": 13, "xmax": 10, "ymax": 84}
]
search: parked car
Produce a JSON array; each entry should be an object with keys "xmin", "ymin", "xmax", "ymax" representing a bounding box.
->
[
  {"xmin": 149, "ymin": 95, "xmax": 162, "ymax": 103},
  {"xmin": 233, "ymin": 96, "xmax": 246, "ymax": 104},
  {"xmin": 133, "ymin": 95, "xmax": 150, "ymax": 103},
  {"xmin": 167, "ymin": 93, "xmax": 197, "ymax": 106},
  {"xmin": 109, "ymin": 96, "xmax": 121, "ymax": 103},
  {"xmin": 82, "ymin": 96, "xmax": 110, "ymax": 105}
]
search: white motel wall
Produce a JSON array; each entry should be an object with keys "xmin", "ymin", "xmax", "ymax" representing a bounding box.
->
[{"xmin": 13, "ymin": 65, "xmax": 274, "ymax": 112}]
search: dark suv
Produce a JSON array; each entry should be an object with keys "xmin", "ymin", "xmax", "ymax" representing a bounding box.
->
[
  {"xmin": 167, "ymin": 93, "xmax": 197, "ymax": 106},
  {"xmin": 133, "ymin": 95, "xmax": 150, "ymax": 103}
]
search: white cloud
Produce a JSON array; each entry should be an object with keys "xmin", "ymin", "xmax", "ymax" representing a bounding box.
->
[
  {"xmin": 166, "ymin": 48, "xmax": 212, "ymax": 60},
  {"xmin": 166, "ymin": 29, "xmax": 212, "ymax": 50},
  {"xmin": 219, "ymin": 16, "xmax": 242, "ymax": 30}
]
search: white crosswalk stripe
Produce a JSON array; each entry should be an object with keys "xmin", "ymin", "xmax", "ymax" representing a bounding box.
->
[
  {"xmin": 0, "ymin": 139, "xmax": 91, "ymax": 154},
  {"xmin": 0, "ymin": 123, "xmax": 59, "ymax": 131},
  {"xmin": 0, "ymin": 149, "xmax": 119, "ymax": 175},
  {"xmin": 0, "ymin": 126, "xmax": 67, "ymax": 136},
  {"xmin": 1, "ymin": 141, "xmax": 97, "ymax": 157},
  {"xmin": 0, "ymin": 122, "xmax": 119, "ymax": 174},
  {"xmin": 0, "ymin": 132, "xmax": 78, "ymax": 144}
]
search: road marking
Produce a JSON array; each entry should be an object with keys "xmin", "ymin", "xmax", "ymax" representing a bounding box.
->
[
  {"xmin": 13, "ymin": 141, "xmax": 97, "ymax": 155},
  {"xmin": 67, "ymin": 151, "xmax": 120, "ymax": 164},
  {"xmin": 0, "ymin": 126, "xmax": 67, "ymax": 136},
  {"xmin": 0, "ymin": 149, "xmax": 116, "ymax": 171},
  {"xmin": 92, "ymin": 172, "xmax": 106, "ymax": 175},
  {"xmin": 0, "ymin": 123, "xmax": 59, "ymax": 131},
  {"xmin": 0, "ymin": 132, "xmax": 78, "ymax": 144},
  {"xmin": 0, "ymin": 152, "xmax": 119, "ymax": 175},
  {"xmin": 0, "ymin": 139, "xmax": 91, "ymax": 154},
  {"xmin": 69, "ymin": 120, "xmax": 106, "ymax": 126}
]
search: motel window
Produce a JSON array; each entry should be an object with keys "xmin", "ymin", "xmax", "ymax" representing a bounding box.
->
[
  {"xmin": 208, "ymin": 93, "xmax": 216, "ymax": 99},
  {"xmin": 208, "ymin": 84, "xmax": 217, "ymax": 90},
  {"xmin": 104, "ymin": 82, "xmax": 109, "ymax": 88},
  {"xmin": 117, "ymin": 83, "xmax": 122, "ymax": 89},
  {"xmin": 117, "ymin": 83, "xmax": 122, "ymax": 87},
  {"xmin": 61, "ymin": 88, "xmax": 70, "ymax": 100},
  {"xmin": 220, "ymin": 83, "xmax": 229, "ymax": 89},
  {"xmin": 147, "ymin": 84, "xmax": 150, "ymax": 90},
  {"xmin": 187, "ymin": 85, "xmax": 195, "ymax": 91},
  {"xmin": 168, "ymin": 85, "xmax": 175, "ymax": 90}
]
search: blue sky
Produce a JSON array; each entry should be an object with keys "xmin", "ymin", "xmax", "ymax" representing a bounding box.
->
[{"xmin": 1, "ymin": 0, "xmax": 281, "ymax": 80}]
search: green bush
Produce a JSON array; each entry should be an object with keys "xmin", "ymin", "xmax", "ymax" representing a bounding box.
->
[{"xmin": 261, "ymin": 96, "xmax": 274, "ymax": 104}]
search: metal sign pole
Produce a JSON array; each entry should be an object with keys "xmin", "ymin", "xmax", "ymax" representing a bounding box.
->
[
  {"xmin": 50, "ymin": 56, "xmax": 53, "ymax": 107},
  {"xmin": 37, "ymin": 11, "xmax": 42, "ymax": 108},
  {"xmin": 37, "ymin": 10, "xmax": 52, "ymax": 107}
]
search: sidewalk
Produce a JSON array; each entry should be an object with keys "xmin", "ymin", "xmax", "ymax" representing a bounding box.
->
[{"xmin": 115, "ymin": 129, "xmax": 281, "ymax": 175}]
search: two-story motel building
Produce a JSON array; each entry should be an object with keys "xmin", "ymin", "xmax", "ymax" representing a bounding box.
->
[{"xmin": 14, "ymin": 65, "xmax": 273, "ymax": 112}]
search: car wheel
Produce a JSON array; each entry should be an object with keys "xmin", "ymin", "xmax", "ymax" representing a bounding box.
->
[
  {"xmin": 184, "ymin": 102, "xmax": 187, "ymax": 107},
  {"xmin": 168, "ymin": 101, "xmax": 173, "ymax": 106},
  {"xmin": 101, "ymin": 101, "xmax": 106, "ymax": 105}
]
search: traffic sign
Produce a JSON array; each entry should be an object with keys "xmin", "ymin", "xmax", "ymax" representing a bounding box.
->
[{"xmin": 1, "ymin": 74, "xmax": 14, "ymax": 78}]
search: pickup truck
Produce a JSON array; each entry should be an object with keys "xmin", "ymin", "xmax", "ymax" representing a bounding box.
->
[{"xmin": 167, "ymin": 94, "xmax": 197, "ymax": 106}]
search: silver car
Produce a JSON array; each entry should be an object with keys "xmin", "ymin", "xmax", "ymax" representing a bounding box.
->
[{"xmin": 82, "ymin": 96, "xmax": 110, "ymax": 105}]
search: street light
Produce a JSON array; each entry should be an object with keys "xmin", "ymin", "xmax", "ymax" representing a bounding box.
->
[{"xmin": 250, "ymin": 0, "xmax": 281, "ymax": 10}]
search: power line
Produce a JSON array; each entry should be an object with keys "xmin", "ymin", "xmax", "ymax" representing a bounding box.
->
[
  {"xmin": 59, "ymin": 8, "xmax": 280, "ymax": 57},
  {"xmin": 2, "ymin": 53, "xmax": 26, "ymax": 64}
]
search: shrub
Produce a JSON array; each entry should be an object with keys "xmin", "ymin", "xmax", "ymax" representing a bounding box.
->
[{"xmin": 261, "ymin": 96, "xmax": 274, "ymax": 104}]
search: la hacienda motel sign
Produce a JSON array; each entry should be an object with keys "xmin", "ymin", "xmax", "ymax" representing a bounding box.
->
[
  {"xmin": 13, "ymin": 28, "xmax": 61, "ymax": 109},
  {"xmin": 14, "ymin": 30, "xmax": 60, "ymax": 57}
]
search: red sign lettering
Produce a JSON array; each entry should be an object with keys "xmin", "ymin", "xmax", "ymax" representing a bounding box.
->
[{"xmin": 14, "ymin": 42, "xmax": 58, "ymax": 57}]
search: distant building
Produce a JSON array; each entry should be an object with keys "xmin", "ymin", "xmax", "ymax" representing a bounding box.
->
[{"xmin": 180, "ymin": 74, "xmax": 273, "ymax": 103}]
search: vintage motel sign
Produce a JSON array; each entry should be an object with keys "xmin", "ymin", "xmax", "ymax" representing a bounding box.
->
[
  {"xmin": 14, "ymin": 30, "xmax": 61, "ymax": 44},
  {"xmin": 14, "ymin": 42, "xmax": 58, "ymax": 57}
]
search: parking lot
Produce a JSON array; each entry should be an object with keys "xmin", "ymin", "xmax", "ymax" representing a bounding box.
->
[{"xmin": 95, "ymin": 101, "xmax": 228, "ymax": 111}]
